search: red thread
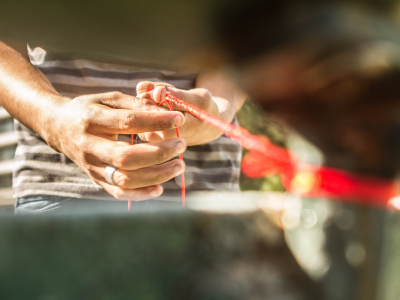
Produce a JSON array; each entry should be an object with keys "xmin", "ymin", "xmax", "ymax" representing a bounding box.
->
[
  {"xmin": 128, "ymin": 134, "xmax": 134, "ymax": 211},
  {"xmin": 161, "ymin": 92, "xmax": 399, "ymax": 208},
  {"xmin": 161, "ymin": 94, "xmax": 185, "ymax": 207}
]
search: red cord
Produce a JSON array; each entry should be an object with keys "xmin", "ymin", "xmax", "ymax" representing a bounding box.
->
[
  {"xmin": 127, "ymin": 134, "xmax": 134, "ymax": 210},
  {"xmin": 125, "ymin": 88, "xmax": 398, "ymax": 208},
  {"xmin": 162, "ymin": 95, "xmax": 185, "ymax": 207},
  {"xmin": 161, "ymin": 92, "xmax": 399, "ymax": 208}
]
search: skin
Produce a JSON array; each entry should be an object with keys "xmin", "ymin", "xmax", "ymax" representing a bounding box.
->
[
  {"xmin": 0, "ymin": 41, "xmax": 245, "ymax": 200},
  {"xmin": 136, "ymin": 70, "xmax": 246, "ymax": 146},
  {"xmin": 0, "ymin": 41, "xmax": 187, "ymax": 201}
]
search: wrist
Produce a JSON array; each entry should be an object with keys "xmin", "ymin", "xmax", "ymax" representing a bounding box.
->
[{"xmin": 37, "ymin": 94, "xmax": 72, "ymax": 153}]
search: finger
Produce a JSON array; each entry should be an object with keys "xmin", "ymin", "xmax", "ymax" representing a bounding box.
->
[
  {"xmin": 136, "ymin": 81, "xmax": 155, "ymax": 95},
  {"xmin": 87, "ymin": 105, "xmax": 185, "ymax": 134},
  {"xmin": 153, "ymin": 86, "xmax": 214, "ymax": 113},
  {"xmin": 138, "ymin": 129, "xmax": 179, "ymax": 143},
  {"xmin": 137, "ymin": 83, "xmax": 172, "ymax": 106},
  {"xmin": 136, "ymin": 81, "xmax": 174, "ymax": 95},
  {"xmin": 152, "ymin": 86, "xmax": 180, "ymax": 110},
  {"xmin": 99, "ymin": 182, "xmax": 164, "ymax": 201},
  {"xmin": 105, "ymin": 159, "xmax": 185, "ymax": 189},
  {"xmin": 87, "ymin": 136, "xmax": 187, "ymax": 170},
  {"xmin": 93, "ymin": 91, "xmax": 158, "ymax": 110},
  {"xmin": 167, "ymin": 87, "xmax": 212, "ymax": 106},
  {"xmin": 153, "ymin": 86, "xmax": 167, "ymax": 104}
]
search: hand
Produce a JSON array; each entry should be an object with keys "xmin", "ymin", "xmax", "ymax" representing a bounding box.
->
[
  {"xmin": 136, "ymin": 81, "xmax": 223, "ymax": 145},
  {"xmin": 46, "ymin": 91, "xmax": 187, "ymax": 201}
]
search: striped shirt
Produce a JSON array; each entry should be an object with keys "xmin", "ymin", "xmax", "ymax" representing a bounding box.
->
[{"xmin": 12, "ymin": 47, "xmax": 242, "ymax": 201}]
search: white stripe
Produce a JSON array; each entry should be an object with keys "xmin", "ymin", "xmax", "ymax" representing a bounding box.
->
[
  {"xmin": 183, "ymin": 150, "xmax": 241, "ymax": 161},
  {"xmin": 16, "ymin": 144, "xmax": 242, "ymax": 163},
  {"xmin": 16, "ymin": 144, "xmax": 59, "ymax": 155},
  {"xmin": 191, "ymin": 182, "xmax": 239, "ymax": 190},
  {"xmin": 162, "ymin": 181, "xmax": 239, "ymax": 190},
  {"xmin": 45, "ymin": 74, "xmax": 192, "ymax": 89},
  {"xmin": 39, "ymin": 59, "xmax": 180, "ymax": 75},
  {"xmin": 185, "ymin": 165, "xmax": 240, "ymax": 174},
  {"xmin": 13, "ymin": 175, "xmax": 93, "ymax": 186}
]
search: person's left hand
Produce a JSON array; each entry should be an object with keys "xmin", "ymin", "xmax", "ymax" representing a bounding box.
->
[{"xmin": 136, "ymin": 81, "xmax": 223, "ymax": 145}]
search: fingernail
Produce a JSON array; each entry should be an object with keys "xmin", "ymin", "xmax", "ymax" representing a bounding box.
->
[
  {"xmin": 175, "ymin": 141, "xmax": 186, "ymax": 154},
  {"xmin": 173, "ymin": 163, "xmax": 183, "ymax": 175},
  {"xmin": 173, "ymin": 114, "xmax": 184, "ymax": 127}
]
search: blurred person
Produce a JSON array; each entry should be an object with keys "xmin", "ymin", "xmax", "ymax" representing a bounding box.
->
[
  {"xmin": 215, "ymin": 2, "xmax": 400, "ymax": 299},
  {"xmin": 217, "ymin": 0, "xmax": 400, "ymax": 179},
  {"xmin": 0, "ymin": 41, "xmax": 245, "ymax": 214}
]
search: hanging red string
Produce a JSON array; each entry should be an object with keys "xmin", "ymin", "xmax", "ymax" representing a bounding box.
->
[
  {"xmin": 128, "ymin": 134, "xmax": 134, "ymax": 211},
  {"xmin": 162, "ymin": 88, "xmax": 185, "ymax": 207},
  {"xmin": 128, "ymin": 87, "xmax": 186, "ymax": 210}
]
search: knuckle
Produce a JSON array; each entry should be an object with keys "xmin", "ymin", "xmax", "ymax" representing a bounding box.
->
[
  {"xmin": 81, "ymin": 110, "xmax": 92, "ymax": 123},
  {"xmin": 119, "ymin": 113, "xmax": 136, "ymax": 130},
  {"xmin": 141, "ymin": 98, "xmax": 154, "ymax": 106},
  {"xmin": 134, "ymin": 96, "xmax": 153, "ymax": 107},
  {"xmin": 136, "ymin": 81, "xmax": 151, "ymax": 90},
  {"xmin": 113, "ymin": 151, "xmax": 131, "ymax": 169},
  {"xmin": 74, "ymin": 136, "xmax": 90, "ymax": 153},
  {"xmin": 198, "ymin": 88, "xmax": 212, "ymax": 99},
  {"xmin": 112, "ymin": 189, "xmax": 126, "ymax": 200},
  {"xmin": 153, "ymin": 173, "xmax": 164, "ymax": 184},
  {"xmin": 155, "ymin": 147, "xmax": 169, "ymax": 162},
  {"xmin": 108, "ymin": 91, "xmax": 123, "ymax": 99},
  {"xmin": 115, "ymin": 174, "xmax": 130, "ymax": 188},
  {"xmin": 77, "ymin": 109, "xmax": 97, "ymax": 130},
  {"xmin": 84, "ymin": 162, "xmax": 95, "ymax": 174}
]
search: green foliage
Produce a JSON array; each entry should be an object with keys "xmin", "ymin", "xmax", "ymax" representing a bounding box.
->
[{"xmin": 236, "ymin": 99, "xmax": 287, "ymax": 192}]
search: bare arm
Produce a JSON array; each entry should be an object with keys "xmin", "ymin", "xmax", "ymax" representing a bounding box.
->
[
  {"xmin": 0, "ymin": 41, "xmax": 188, "ymax": 200},
  {"xmin": 0, "ymin": 41, "xmax": 65, "ymax": 144},
  {"xmin": 195, "ymin": 68, "xmax": 246, "ymax": 125}
]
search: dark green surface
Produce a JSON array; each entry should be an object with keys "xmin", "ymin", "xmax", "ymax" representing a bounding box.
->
[{"xmin": 0, "ymin": 210, "xmax": 316, "ymax": 300}]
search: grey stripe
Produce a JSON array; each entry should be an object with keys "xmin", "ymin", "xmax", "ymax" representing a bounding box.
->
[
  {"xmin": 14, "ymin": 161, "xmax": 82, "ymax": 174},
  {"xmin": 14, "ymin": 152, "xmax": 73, "ymax": 164},
  {"xmin": 185, "ymin": 143, "xmax": 241, "ymax": 153},
  {"xmin": 13, "ymin": 172, "xmax": 90, "ymax": 183},
  {"xmin": 186, "ymin": 165, "xmax": 240, "ymax": 174},
  {"xmin": 14, "ymin": 58, "xmax": 242, "ymax": 203}
]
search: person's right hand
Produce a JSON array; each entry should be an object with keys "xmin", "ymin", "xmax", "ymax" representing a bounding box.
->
[{"xmin": 44, "ymin": 91, "xmax": 187, "ymax": 201}]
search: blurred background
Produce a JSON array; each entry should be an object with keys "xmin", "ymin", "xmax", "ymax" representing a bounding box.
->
[{"xmin": 1, "ymin": 1, "xmax": 400, "ymax": 299}]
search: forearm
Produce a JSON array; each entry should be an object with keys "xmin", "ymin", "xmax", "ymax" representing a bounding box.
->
[
  {"xmin": 0, "ymin": 41, "xmax": 69, "ymax": 148},
  {"xmin": 196, "ymin": 69, "xmax": 246, "ymax": 123}
]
